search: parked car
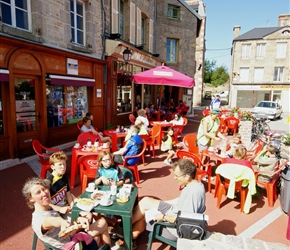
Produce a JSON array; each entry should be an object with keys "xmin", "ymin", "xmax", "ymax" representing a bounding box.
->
[{"xmin": 251, "ymin": 101, "xmax": 283, "ymax": 120}]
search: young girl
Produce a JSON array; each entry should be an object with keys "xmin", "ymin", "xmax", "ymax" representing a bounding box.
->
[
  {"xmin": 161, "ymin": 127, "xmax": 176, "ymax": 166},
  {"xmin": 224, "ymin": 145, "xmax": 253, "ymax": 170},
  {"xmin": 226, "ymin": 133, "xmax": 244, "ymax": 157},
  {"xmin": 170, "ymin": 113, "xmax": 184, "ymax": 125},
  {"xmin": 94, "ymin": 151, "xmax": 125, "ymax": 187}
]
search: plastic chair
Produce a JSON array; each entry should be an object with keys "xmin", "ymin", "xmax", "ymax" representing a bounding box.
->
[
  {"xmin": 147, "ymin": 221, "xmax": 177, "ymax": 250},
  {"xmin": 32, "ymin": 140, "xmax": 60, "ymax": 179},
  {"xmin": 182, "ymin": 117, "xmax": 188, "ymax": 126},
  {"xmin": 256, "ymin": 160, "xmax": 288, "ymax": 207},
  {"xmin": 224, "ymin": 117, "xmax": 240, "ymax": 135},
  {"xmin": 214, "ymin": 164, "xmax": 256, "ymax": 213},
  {"xmin": 76, "ymin": 119, "xmax": 83, "ymax": 131},
  {"xmin": 118, "ymin": 139, "xmax": 147, "ymax": 184},
  {"xmin": 246, "ymin": 143, "xmax": 263, "ymax": 163},
  {"xmin": 172, "ymin": 125, "xmax": 185, "ymax": 142},
  {"xmin": 145, "ymin": 125, "xmax": 161, "ymax": 157},
  {"xmin": 176, "ymin": 150, "xmax": 212, "ymax": 193},
  {"xmin": 77, "ymin": 132, "xmax": 101, "ymax": 146},
  {"xmin": 119, "ymin": 166, "xmax": 134, "ymax": 184},
  {"xmin": 129, "ymin": 114, "xmax": 136, "ymax": 124},
  {"xmin": 78, "ymin": 154, "xmax": 99, "ymax": 193},
  {"xmin": 203, "ymin": 108, "xmax": 210, "ymax": 117},
  {"xmin": 183, "ymin": 133, "xmax": 199, "ymax": 154}
]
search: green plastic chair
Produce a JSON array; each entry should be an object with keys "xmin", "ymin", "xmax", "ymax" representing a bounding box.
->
[{"xmin": 146, "ymin": 221, "xmax": 177, "ymax": 250}]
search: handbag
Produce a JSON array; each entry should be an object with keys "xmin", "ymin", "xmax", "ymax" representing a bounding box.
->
[{"xmin": 175, "ymin": 211, "xmax": 208, "ymax": 240}]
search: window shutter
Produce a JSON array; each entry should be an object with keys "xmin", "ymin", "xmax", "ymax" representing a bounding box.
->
[
  {"xmin": 111, "ymin": 0, "xmax": 118, "ymax": 33},
  {"xmin": 130, "ymin": 2, "xmax": 136, "ymax": 44},
  {"xmin": 136, "ymin": 7, "xmax": 141, "ymax": 45},
  {"xmin": 149, "ymin": 19, "xmax": 154, "ymax": 53}
]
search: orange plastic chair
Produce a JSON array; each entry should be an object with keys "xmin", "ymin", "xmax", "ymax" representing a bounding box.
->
[
  {"xmin": 32, "ymin": 140, "xmax": 59, "ymax": 179},
  {"xmin": 172, "ymin": 125, "xmax": 185, "ymax": 142},
  {"xmin": 118, "ymin": 139, "xmax": 147, "ymax": 184},
  {"xmin": 182, "ymin": 133, "xmax": 199, "ymax": 154},
  {"xmin": 77, "ymin": 132, "xmax": 101, "ymax": 146},
  {"xmin": 145, "ymin": 125, "xmax": 161, "ymax": 157},
  {"xmin": 77, "ymin": 119, "xmax": 83, "ymax": 131},
  {"xmin": 78, "ymin": 154, "xmax": 99, "ymax": 193},
  {"xmin": 129, "ymin": 114, "xmax": 136, "ymax": 124},
  {"xmin": 256, "ymin": 160, "xmax": 288, "ymax": 207},
  {"xmin": 224, "ymin": 117, "xmax": 240, "ymax": 135},
  {"xmin": 176, "ymin": 150, "xmax": 212, "ymax": 192},
  {"xmin": 218, "ymin": 117, "xmax": 226, "ymax": 134},
  {"xmin": 246, "ymin": 143, "xmax": 263, "ymax": 163},
  {"xmin": 182, "ymin": 117, "xmax": 188, "ymax": 126}
]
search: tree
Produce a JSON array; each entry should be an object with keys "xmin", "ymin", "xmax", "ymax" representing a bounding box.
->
[{"xmin": 203, "ymin": 59, "xmax": 229, "ymax": 86}]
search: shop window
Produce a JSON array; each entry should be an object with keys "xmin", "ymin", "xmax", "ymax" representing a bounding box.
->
[
  {"xmin": 46, "ymin": 84, "xmax": 88, "ymax": 127},
  {"xmin": 166, "ymin": 38, "xmax": 178, "ymax": 63},
  {"xmin": 70, "ymin": 0, "xmax": 85, "ymax": 46},
  {"xmin": 116, "ymin": 63, "xmax": 132, "ymax": 114},
  {"xmin": 0, "ymin": 0, "xmax": 31, "ymax": 31}
]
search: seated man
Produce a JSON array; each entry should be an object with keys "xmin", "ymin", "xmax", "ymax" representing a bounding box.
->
[
  {"xmin": 130, "ymin": 159, "xmax": 206, "ymax": 248},
  {"xmin": 113, "ymin": 125, "xmax": 144, "ymax": 166}
]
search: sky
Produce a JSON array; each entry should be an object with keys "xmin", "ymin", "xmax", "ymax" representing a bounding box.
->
[{"xmin": 202, "ymin": 0, "xmax": 290, "ymax": 71}]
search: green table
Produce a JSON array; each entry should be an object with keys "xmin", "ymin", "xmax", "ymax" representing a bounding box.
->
[{"xmin": 71, "ymin": 186, "xmax": 138, "ymax": 250}]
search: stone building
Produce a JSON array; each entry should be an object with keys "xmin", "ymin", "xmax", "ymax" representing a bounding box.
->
[{"xmin": 230, "ymin": 14, "xmax": 290, "ymax": 113}]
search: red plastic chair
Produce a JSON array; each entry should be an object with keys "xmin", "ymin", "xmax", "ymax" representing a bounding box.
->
[
  {"xmin": 32, "ymin": 140, "xmax": 60, "ymax": 179},
  {"xmin": 129, "ymin": 114, "xmax": 136, "ymax": 125},
  {"xmin": 118, "ymin": 139, "xmax": 147, "ymax": 184},
  {"xmin": 176, "ymin": 150, "xmax": 212, "ymax": 192},
  {"xmin": 78, "ymin": 154, "xmax": 99, "ymax": 193},
  {"xmin": 256, "ymin": 160, "xmax": 288, "ymax": 207},
  {"xmin": 145, "ymin": 125, "xmax": 161, "ymax": 157},
  {"xmin": 77, "ymin": 132, "xmax": 101, "ymax": 146},
  {"xmin": 224, "ymin": 117, "xmax": 240, "ymax": 135},
  {"xmin": 182, "ymin": 133, "xmax": 199, "ymax": 155},
  {"xmin": 77, "ymin": 119, "xmax": 83, "ymax": 132}
]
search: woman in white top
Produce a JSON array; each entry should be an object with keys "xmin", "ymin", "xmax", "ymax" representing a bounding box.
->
[{"xmin": 170, "ymin": 113, "xmax": 184, "ymax": 125}]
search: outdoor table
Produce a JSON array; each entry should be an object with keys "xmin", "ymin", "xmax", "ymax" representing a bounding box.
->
[
  {"xmin": 70, "ymin": 146, "xmax": 110, "ymax": 188},
  {"xmin": 103, "ymin": 129, "xmax": 127, "ymax": 152},
  {"xmin": 71, "ymin": 185, "xmax": 138, "ymax": 250},
  {"xmin": 150, "ymin": 121, "xmax": 172, "ymax": 147},
  {"xmin": 201, "ymin": 148, "xmax": 227, "ymax": 166}
]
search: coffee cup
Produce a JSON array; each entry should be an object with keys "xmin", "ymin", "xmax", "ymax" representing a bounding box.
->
[
  {"xmin": 87, "ymin": 182, "xmax": 95, "ymax": 191},
  {"xmin": 209, "ymin": 146, "xmax": 215, "ymax": 152},
  {"xmin": 100, "ymin": 195, "xmax": 110, "ymax": 205},
  {"xmin": 110, "ymin": 184, "xmax": 117, "ymax": 196},
  {"xmin": 103, "ymin": 142, "xmax": 108, "ymax": 148},
  {"xmin": 94, "ymin": 141, "xmax": 99, "ymax": 147},
  {"xmin": 75, "ymin": 142, "xmax": 80, "ymax": 148},
  {"xmin": 87, "ymin": 141, "xmax": 92, "ymax": 147},
  {"xmin": 119, "ymin": 188, "xmax": 128, "ymax": 200}
]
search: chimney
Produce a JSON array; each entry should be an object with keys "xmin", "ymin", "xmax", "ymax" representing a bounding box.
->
[
  {"xmin": 278, "ymin": 14, "xmax": 290, "ymax": 26},
  {"xmin": 233, "ymin": 26, "xmax": 241, "ymax": 39}
]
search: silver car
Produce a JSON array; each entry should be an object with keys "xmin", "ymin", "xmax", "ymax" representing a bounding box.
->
[{"xmin": 251, "ymin": 101, "xmax": 283, "ymax": 120}]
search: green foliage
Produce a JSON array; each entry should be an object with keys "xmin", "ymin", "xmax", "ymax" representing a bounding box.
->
[{"xmin": 203, "ymin": 60, "xmax": 229, "ymax": 86}]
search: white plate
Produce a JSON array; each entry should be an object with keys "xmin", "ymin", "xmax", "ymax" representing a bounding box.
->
[
  {"xmin": 99, "ymin": 200, "xmax": 113, "ymax": 206},
  {"xmin": 102, "ymin": 146, "xmax": 109, "ymax": 149},
  {"xmin": 208, "ymin": 148, "xmax": 215, "ymax": 152},
  {"xmin": 74, "ymin": 146, "xmax": 81, "ymax": 149},
  {"xmin": 85, "ymin": 187, "xmax": 95, "ymax": 193},
  {"xmin": 81, "ymin": 147, "xmax": 92, "ymax": 152},
  {"xmin": 91, "ymin": 190, "xmax": 107, "ymax": 200},
  {"xmin": 76, "ymin": 201, "xmax": 98, "ymax": 212}
]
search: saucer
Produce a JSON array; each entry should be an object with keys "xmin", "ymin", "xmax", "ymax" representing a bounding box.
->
[
  {"xmin": 102, "ymin": 146, "xmax": 109, "ymax": 149},
  {"xmin": 86, "ymin": 187, "xmax": 95, "ymax": 192},
  {"xmin": 74, "ymin": 146, "xmax": 81, "ymax": 149},
  {"xmin": 99, "ymin": 200, "xmax": 113, "ymax": 206}
]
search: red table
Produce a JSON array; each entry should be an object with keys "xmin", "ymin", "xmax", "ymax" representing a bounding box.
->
[
  {"xmin": 103, "ymin": 129, "xmax": 127, "ymax": 152},
  {"xmin": 70, "ymin": 146, "xmax": 110, "ymax": 188},
  {"xmin": 201, "ymin": 148, "xmax": 227, "ymax": 166}
]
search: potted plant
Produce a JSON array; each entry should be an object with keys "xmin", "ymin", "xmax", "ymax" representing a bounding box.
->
[
  {"xmin": 281, "ymin": 132, "xmax": 290, "ymax": 160},
  {"xmin": 239, "ymin": 111, "xmax": 252, "ymax": 121},
  {"xmin": 231, "ymin": 107, "xmax": 240, "ymax": 118},
  {"xmin": 282, "ymin": 132, "xmax": 290, "ymax": 146}
]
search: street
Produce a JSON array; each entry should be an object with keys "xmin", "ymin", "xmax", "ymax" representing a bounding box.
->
[{"xmin": 266, "ymin": 112, "xmax": 290, "ymax": 134}]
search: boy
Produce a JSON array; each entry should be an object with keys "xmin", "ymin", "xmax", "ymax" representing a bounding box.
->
[{"xmin": 161, "ymin": 127, "xmax": 176, "ymax": 166}]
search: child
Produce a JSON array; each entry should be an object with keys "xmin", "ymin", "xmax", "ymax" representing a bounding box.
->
[
  {"xmin": 224, "ymin": 145, "xmax": 253, "ymax": 170},
  {"xmin": 161, "ymin": 127, "xmax": 176, "ymax": 166},
  {"xmin": 253, "ymin": 144, "xmax": 278, "ymax": 181},
  {"xmin": 226, "ymin": 133, "xmax": 244, "ymax": 157},
  {"xmin": 47, "ymin": 151, "xmax": 111, "ymax": 246},
  {"xmin": 94, "ymin": 151, "xmax": 125, "ymax": 186}
]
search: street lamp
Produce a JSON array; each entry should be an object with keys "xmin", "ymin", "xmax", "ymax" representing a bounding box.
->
[{"xmin": 122, "ymin": 47, "xmax": 132, "ymax": 64}]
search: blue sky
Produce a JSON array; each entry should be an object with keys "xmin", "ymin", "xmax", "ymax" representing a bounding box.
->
[{"xmin": 202, "ymin": 0, "xmax": 290, "ymax": 70}]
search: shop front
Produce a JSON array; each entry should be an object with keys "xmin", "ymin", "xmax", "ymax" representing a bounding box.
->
[
  {"xmin": 104, "ymin": 40, "xmax": 185, "ymax": 127},
  {"xmin": 0, "ymin": 35, "xmax": 106, "ymax": 161}
]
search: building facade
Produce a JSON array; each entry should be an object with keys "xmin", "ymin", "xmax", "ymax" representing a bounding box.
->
[
  {"xmin": 230, "ymin": 14, "xmax": 290, "ymax": 113},
  {"xmin": 0, "ymin": 0, "xmax": 203, "ymax": 162}
]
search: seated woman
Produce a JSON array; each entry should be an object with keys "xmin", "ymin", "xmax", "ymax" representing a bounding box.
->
[
  {"xmin": 81, "ymin": 116, "xmax": 112, "ymax": 145},
  {"xmin": 22, "ymin": 177, "xmax": 110, "ymax": 249},
  {"xmin": 170, "ymin": 113, "xmax": 184, "ymax": 125}
]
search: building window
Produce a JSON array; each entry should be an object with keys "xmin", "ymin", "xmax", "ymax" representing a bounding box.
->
[
  {"xmin": 255, "ymin": 43, "xmax": 266, "ymax": 58},
  {"xmin": 273, "ymin": 67, "xmax": 284, "ymax": 82},
  {"xmin": 239, "ymin": 68, "xmax": 249, "ymax": 82},
  {"xmin": 166, "ymin": 39, "xmax": 178, "ymax": 63},
  {"xmin": 276, "ymin": 42, "xmax": 287, "ymax": 58},
  {"xmin": 141, "ymin": 16, "xmax": 146, "ymax": 46},
  {"xmin": 118, "ymin": 0, "xmax": 124, "ymax": 38},
  {"xmin": 167, "ymin": 5, "xmax": 180, "ymax": 19},
  {"xmin": 70, "ymin": 0, "xmax": 85, "ymax": 45},
  {"xmin": 0, "ymin": 0, "xmax": 31, "ymax": 31},
  {"xmin": 241, "ymin": 44, "xmax": 251, "ymax": 58},
  {"xmin": 253, "ymin": 67, "xmax": 264, "ymax": 82},
  {"xmin": 46, "ymin": 84, "xmax": 88, "ymax": 127}
]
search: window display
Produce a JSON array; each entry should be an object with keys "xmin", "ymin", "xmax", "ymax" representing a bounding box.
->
[{"xmin": 46, "ymin": 84, "xmax": 87, "ymax": 127}]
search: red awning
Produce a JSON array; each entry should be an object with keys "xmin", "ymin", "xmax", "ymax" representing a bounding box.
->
[
  {"xmin": 49, "ymin": 75, "xmax": 95, "ymax": 87},
  {"xmin": 0, "ymin": 69, "xmax": 9, "ymax": 81}
]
